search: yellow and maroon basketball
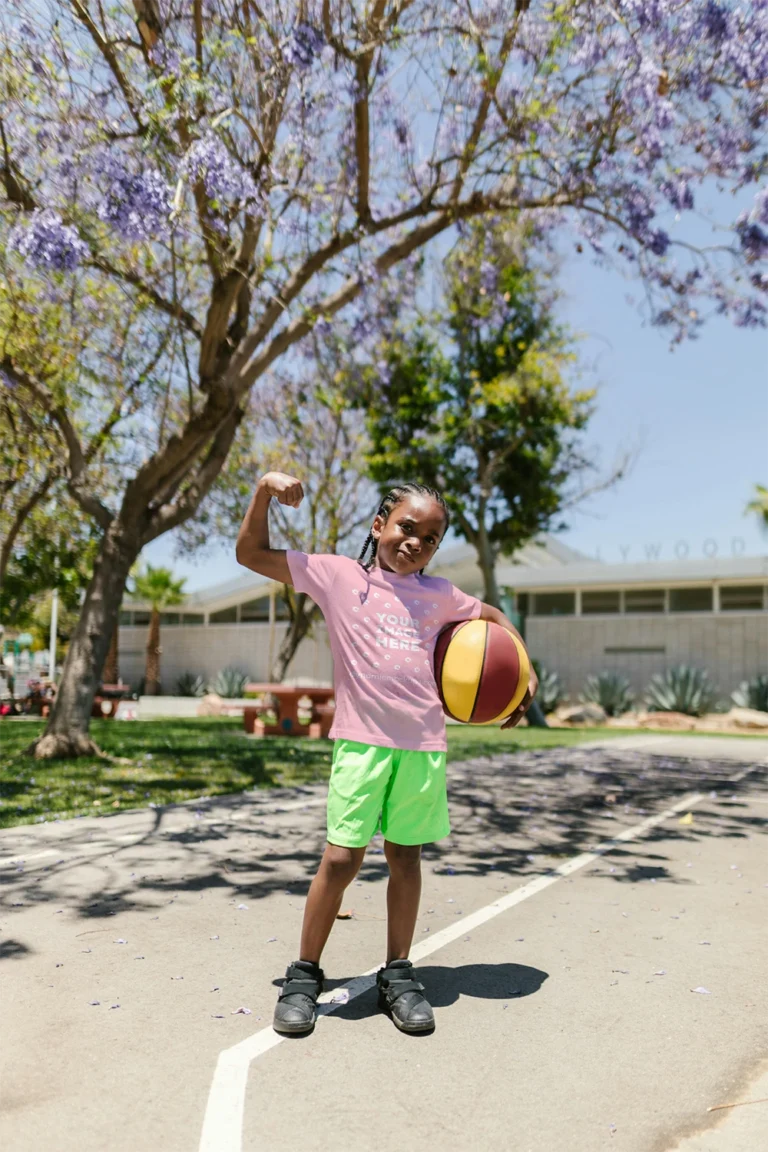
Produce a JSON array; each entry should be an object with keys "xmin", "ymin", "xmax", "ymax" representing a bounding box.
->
[{"xmin": 434, "ymin": 618, "xmax": 531, "ymax": 725}]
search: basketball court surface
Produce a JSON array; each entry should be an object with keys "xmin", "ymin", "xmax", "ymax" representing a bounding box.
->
[{"xmin": 2, "ymin": 734, "xmax": 767, "ymax": 1152}]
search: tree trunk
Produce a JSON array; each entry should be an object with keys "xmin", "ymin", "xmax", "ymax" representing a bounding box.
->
[
  {"xmin": 145, "ymin": 608, "xmax": 161, "ymax": 695},
  {"xmin": 103, "ymin": 620, "xmax": 119, "ymax": 684},
  {"xmin": 26, "ymin": 523, "xmax": 139, "ymax": 758},
  {"xmin": 270, "ymin": 592, "xmax": 320, "ymax": 682}
]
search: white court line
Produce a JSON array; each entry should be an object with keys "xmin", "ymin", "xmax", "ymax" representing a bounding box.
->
[{"xmin": 198, "ymin": 783, "xmax": 737, "ymax": 1152}]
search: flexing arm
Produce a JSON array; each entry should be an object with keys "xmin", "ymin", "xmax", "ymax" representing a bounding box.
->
[
  {"xmin": 478, "ymin": 601, "xmax": 539, "ymax": 729},
  {"xmin": 235, "ymin": 472, "xmax": 305, "ymax": 584}
]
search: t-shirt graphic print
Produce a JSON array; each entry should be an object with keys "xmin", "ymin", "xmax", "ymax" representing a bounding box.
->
[{"xmin": 286, "ymin": 551, "xmax": 483, "ymax": 751}]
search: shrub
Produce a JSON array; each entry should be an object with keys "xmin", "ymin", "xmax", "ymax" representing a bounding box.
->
[
  {"xmin": 581, "ymin": 672, "xmax": 634, "ymax": 716},
  {"xmin": 209, "ymin": 666, "xmax": 249, "ymax": 698},
  {"xmin": 177, "ymin": 672, "xmax": 207, "ymax": 697},
  {"xmin": 645, "ymin": 665, "xmax": 714, "ymax": 716},
  {"xmin": 731, "ymin": 674, "xmax": 768, "ymax": 712},
  {"xmin": 531, "ymin": 660, "xmax": 563, "ymax": 713}
]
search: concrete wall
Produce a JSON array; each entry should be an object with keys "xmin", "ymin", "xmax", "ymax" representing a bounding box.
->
[
  {"xmin": 526, "ymin": 612, "xmax": 768, "ymax": 700},
  {"xmin": 118, "ymin": 611, "xmax": 766, "ymax": 701},
  {"xmin": 117, "ymin": 622, "xmax": 333, "ymax": 691}
]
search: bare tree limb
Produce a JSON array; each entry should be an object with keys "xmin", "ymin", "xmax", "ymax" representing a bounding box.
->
[
  {"xmin": 141, "ymin": 404, "xmax": 244, "ymax": 542},
  {"xmin": 0, "ymin": 470, "xmax": 57, "ymax": 589}
]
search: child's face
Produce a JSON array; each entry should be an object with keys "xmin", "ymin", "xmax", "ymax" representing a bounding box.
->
[{"xmin": 371, "ymin": 495, "xmax": 446, "ymax": 575}]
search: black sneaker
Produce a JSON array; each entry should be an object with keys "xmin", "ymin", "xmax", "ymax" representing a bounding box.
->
[
  {"xmin": 273, "ymin": 960, "xmax": 324, "ymax": 1035},
  {"xmin": 376, "ymin": 959, "xmax": 435, "ymax": 1033}
]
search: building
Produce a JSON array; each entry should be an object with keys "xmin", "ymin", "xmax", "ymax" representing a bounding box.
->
[{"xmin": 119, "ymin": 538, "xmax": 768, "ymax": 700}]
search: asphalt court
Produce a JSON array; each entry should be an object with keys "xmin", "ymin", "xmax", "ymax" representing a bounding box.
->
[{"xmin": 1, "ymin": 735, "xmax": 767, "ymax": 1152}]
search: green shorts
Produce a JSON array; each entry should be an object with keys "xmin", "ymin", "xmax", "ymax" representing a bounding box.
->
[{"xmin": 326, "ymin": 739, "xmax": 451, "ymax": 848}]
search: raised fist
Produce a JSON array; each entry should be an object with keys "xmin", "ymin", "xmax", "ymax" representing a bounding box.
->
[{"xmin": 258, "ymin": 471, "xmax": 305, "ymax": 508}]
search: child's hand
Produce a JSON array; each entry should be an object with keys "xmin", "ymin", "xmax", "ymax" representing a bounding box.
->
[
  {"xmin": 500, "ymin": 666, "xmax": 539, "ymax": 729},
  {"xmin": 258, "ymin": 471, "xmax": 305, "ymax": 508}
]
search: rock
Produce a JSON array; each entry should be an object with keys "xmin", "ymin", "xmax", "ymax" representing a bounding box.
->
[
  {"xmin": 727, "ymin": 707, "xmax": 768, "ymax": 730},
  {"xmin": 554, "ymin": 702, "xmax": 607, "ymax": 725},
  {"xmin": 639, "ymin": 711, "xmax": 697, "ymax": 730},
  {"xmin": 196, "ymin": 693, "xmax": 225, "ymax": 717}
]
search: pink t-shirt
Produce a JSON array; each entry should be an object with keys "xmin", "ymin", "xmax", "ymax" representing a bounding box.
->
[{"xmin": 286, "ymin": 551, "xmax": 483, "ymax": 752}]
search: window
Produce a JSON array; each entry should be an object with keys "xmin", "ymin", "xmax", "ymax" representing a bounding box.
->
[
  {"xmin": 119, "ymin": 611, "xmax": 133, "ymax": 626},
  {"xmin": 582, "ymin": 590, "xmax": 621, "ymax": 615},
  {"xmin": 132, "ymin": 611, "xmax": 151, "ymax": 626},
  {"xmin": 515, "ymin": 593, "xmax": 529, "ymax": 615},
  {"xmin": 720, "ymin": 585, "xmax": 766, "ymax": 611},
  {"xmin": 240, "ymin": 598, "xmax": 270, "ymax": 622},
  {"xmin": 160, "ymin": 612, "xmax": 180, "ymax": 625},
  {"xmin": 669, "ymin": 587, "xmax": 712, "ymax": 613},
  {"xmin": 181, "ymin": 614, "xmax": 204, "ymax": 625},
  {"xmin": 532, "ymin": 592, "xmax": 575, "ymax": 616},
  {"xmin": 209, "ymin": 606, "xmax": 238, "ymax": 624},
  {"xmin": 625, "ymin": 588, "xmax": 665, "ymax": 613}
]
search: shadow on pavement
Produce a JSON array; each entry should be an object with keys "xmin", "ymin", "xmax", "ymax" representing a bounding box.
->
[{"xmin": 2, "ymin": 746, "xmax": 766, "ymax": 923}]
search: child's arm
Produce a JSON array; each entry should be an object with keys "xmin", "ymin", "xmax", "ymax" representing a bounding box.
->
[
  {"xmin": 235, "ymin": 472, "xmax": 304, "ymax": 584},
  {"xmin": 478, "ymin": 602, "xmax": 539, "ymax": 728}
]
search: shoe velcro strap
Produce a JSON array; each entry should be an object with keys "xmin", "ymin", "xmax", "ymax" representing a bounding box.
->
[
  {"xmin": 379, "ymin": 977, "xmax": 425, "ymax": 999},
  {"xmin": 279, "ymin": 977, "xmax": 322, "ymax": 1001}
]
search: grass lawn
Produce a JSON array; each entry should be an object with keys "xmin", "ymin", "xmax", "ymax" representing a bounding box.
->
[{"xmin": 0, "ymin": 718, "xmax": 632, "ymax": 830}]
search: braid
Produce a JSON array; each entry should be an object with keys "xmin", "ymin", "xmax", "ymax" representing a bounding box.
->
[{"xmin": 357, "ymin": 482, "xmax": 450, "ymax": 576}]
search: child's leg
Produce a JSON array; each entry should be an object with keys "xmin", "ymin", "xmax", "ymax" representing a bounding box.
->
[
  {"xmin": 383, "ymin": 840, "xmax": 422, "ymax": 963},
  {"xmin": 298, "ymin": 841, "xmax": 366, "ymax": 964}
]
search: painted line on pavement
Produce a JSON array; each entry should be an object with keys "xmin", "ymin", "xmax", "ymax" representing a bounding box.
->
[{"xmin": 198, "ymin": 783, "xmax": 732, "ymax": 1152}]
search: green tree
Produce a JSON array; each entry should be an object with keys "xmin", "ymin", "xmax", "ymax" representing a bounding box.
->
[
  {"xmin": 358, "ymin": 220, "xmax": 624, "ymax": 606},
  {"xmin": 746, "ymin": 484, "xmax": 768, "ymax": 532},
  {"xmin": 129, "ymin": 564, "xmax": 186, "ymax": 696}
]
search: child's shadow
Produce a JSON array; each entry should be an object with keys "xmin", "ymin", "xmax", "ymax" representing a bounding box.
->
[{"xmin": 329, "ymin": 962, "xmax": 548, "ymax": 1023}]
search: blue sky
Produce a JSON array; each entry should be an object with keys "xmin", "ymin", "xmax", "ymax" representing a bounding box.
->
[{"xmin": 145, "ymin": 221, "xmax": 768, "ymax": 591}]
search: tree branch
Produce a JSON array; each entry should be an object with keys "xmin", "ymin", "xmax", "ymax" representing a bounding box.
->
[
  {"xmin": 89, "ymin": 255, "xmax": 203, "ymax": 338},
  {"xmin": 141, "ymin": 404, "xmax": 244, "ymax": 543},
  {"xmin": 0, "ymin": 470, "xmax": 57, "ymax": 589},
  {"xmin": 70, "ymin": 0, "xmax": 146, "ymax": 132},
  {"xmin": 0, "ymin": 357, "xmax": 114, "ymax": 530}
]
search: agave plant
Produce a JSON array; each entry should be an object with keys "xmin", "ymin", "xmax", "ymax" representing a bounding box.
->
[
  {"xmin": 645, "ymin": 665, "xmax": 714, "ymax": 716},
  {"xmin": 581, "ymin": 672, "xmax": 634, "ymax": 717},
  {"xmin": 531, "ymin": 660, "xmax": 563, "ymax": 714},
  {"xmin": 208, "ymin": 666, "xmax": 249, "ymax": 698},
  {"xmin": 731, "ymin": 674, "xmax": 768, "ymax": 712},
  {"xmin": 177, "ymin": 672, "xmax": 207, "ymax": 698}
]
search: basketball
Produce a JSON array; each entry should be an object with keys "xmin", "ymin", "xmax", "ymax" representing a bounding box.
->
[{"xmin": 434, "ymin": 618, "xmax": 531, "ymax": 725}]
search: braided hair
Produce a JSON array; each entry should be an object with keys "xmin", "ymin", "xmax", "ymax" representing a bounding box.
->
[{"xmin": 357, "ymin": 482, "xmax": 450, "ymax": 576}]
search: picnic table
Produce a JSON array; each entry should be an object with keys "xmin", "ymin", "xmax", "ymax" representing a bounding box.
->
[{"xmin": 243, "ymin": 683, "xmax": 335, "ymax": 739}]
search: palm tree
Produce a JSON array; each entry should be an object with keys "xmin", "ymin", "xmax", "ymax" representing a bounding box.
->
[
  {"xmin": 746, "ymin": 484, "xmax": 768, "ymax": 532},
  {"xmin": 130, "ymin": 564, "xmax": 186, "ymax": 695}
]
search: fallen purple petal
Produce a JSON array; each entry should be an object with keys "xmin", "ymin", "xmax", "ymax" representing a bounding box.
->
[
  {"xmin": 691, "ymin": 986, "xmax": 712, "ymax": 994},
  {"xmin": 329, "ymin": 988, "xmax": 349, "ymax": 1004},
  {"xmin": 232, "ymin": 1006, "xmax": 252, "ymax": 1014},
  {"xmin": 89, "ymin": 1000, "xmax": 100, "ymax": 1006},
  {"xmin": 210, "ymin": 935, "xmax": 219, "ymax": 940}
]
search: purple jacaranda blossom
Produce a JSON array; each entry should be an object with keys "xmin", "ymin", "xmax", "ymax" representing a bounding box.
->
[
  {"xmin": 183, "ymin": 134, "xmax": 260, "ymax": 206},
  {"xmin": 701, "ymin": 1, "xmax": 730, "ymax": 43},
  {"xmin": 10, "ymin": 209, "xmax": 88, "ymax": 272},
  {"xmin": 284, "ymin": 22, "xmax": 324, "ymax": 71},
  {"xmin": 97, "ymin": 160, "xmax": 172, "ymax": 240}
]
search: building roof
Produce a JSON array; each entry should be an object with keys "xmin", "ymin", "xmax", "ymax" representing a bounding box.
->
[
  {"xmin": 125, "ymin": 534, "xmax": 589, "ymax": 611},
  {"xmin": 496, "ymin": 553, "xmax": 768, "ymax": 590},
  {"xmin": 124, "ymin": 537, "xmax": 768, "ymax": 611}
]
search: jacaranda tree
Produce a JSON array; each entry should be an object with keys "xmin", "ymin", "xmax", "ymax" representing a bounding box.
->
[{"xmin": 1, "ymin": 1, "xmax": 766, "ymax": 756}]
